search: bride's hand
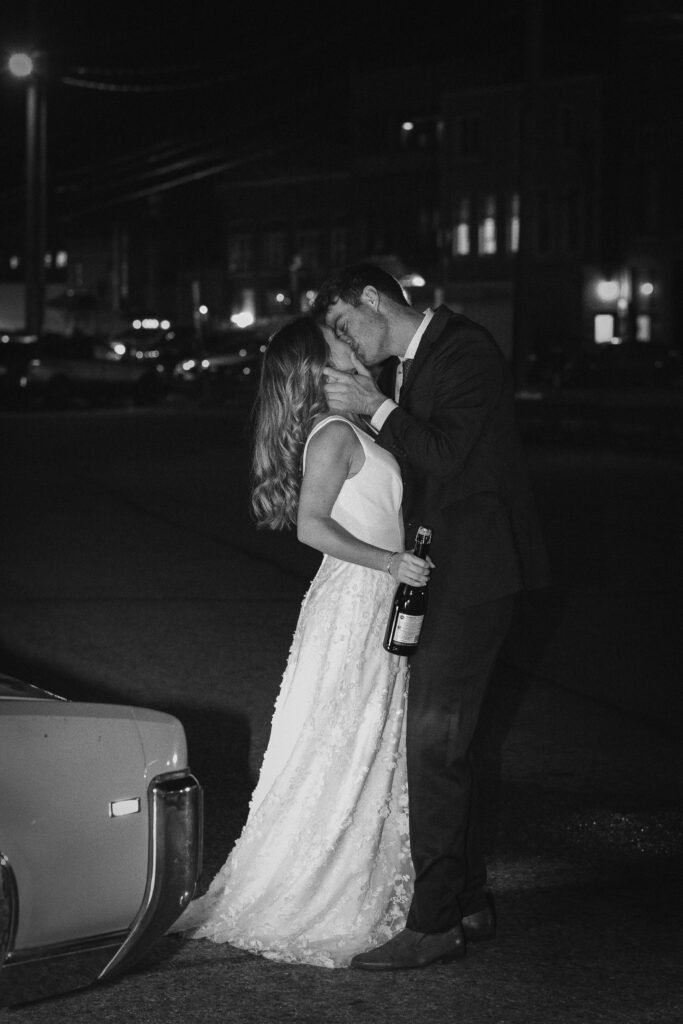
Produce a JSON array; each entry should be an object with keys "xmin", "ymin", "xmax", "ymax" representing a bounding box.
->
[{"xmin": 389, "ymin": 552, "xmax": 434, "ymax": 586}]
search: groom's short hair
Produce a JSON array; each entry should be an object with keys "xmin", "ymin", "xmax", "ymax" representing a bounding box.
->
[{"xmin": 312, "ymin": 263, "xmax": 410, "ymax": 319}]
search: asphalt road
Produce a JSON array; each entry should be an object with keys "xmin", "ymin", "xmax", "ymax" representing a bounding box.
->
[{"xmin": 1, "ymin": 403, "xmax": 682, "ymax": 1023}]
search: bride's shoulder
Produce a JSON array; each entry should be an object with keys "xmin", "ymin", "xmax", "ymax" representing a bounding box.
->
[
  {"xmin": 309, "ymin": 413, "xmax": 356, "ymax": 435},
  {"xmin": 305, "ymin": 415, "xmax": 361, "ymax": 458}
]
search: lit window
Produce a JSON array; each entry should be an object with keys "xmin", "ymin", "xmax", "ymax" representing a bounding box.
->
[
  {"xmin": 594, "ymin": 314, "xmax": 615, "ymax": 344},
  {"xmin": 636, "ymin": 315, "xmax": 651, "ymax": 342},
  {"xmin": 452, "ymin": 198, "xmax": 470, "ymax": 256},
  {"xmin": 55, "ymin": 250, "xmax": 68, "ymax": 268},
  {"xmin": 478, "ymin": 195, "xmax": 497, "ymax": 255},
  {"xmin": 507, "ymin": 194, "xmax": 520, "ymax": 253},
  {"xmin": 596, "ymin": 280, "xmax": 620, "ymax": 303}
]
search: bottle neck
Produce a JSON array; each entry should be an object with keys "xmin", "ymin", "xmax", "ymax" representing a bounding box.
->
[{"xmin": 413, "ymin": 527, "xmax": 432, "ymax": 559}]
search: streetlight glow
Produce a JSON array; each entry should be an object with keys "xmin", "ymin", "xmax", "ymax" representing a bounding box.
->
[{"xmin": 8, "ymin": 52, "xmax": 34, "ymax": 78}]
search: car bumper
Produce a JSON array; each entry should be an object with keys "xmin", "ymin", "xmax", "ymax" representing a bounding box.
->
[{"xmin": 0, "ymin": 770, "xmax": 202, "ymax": 1008}]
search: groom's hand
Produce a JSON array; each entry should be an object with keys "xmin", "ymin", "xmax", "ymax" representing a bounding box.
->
[{"xmin": 324, "ymin": 353, "xmax": 386, "ymax": 417}]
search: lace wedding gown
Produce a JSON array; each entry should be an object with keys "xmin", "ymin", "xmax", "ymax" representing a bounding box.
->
[{"xmin": 172, "ymin": 416, "xmax": 413, "ymax": 967}]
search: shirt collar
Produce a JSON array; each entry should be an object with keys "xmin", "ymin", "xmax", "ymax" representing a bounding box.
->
[{"xmin": 401, "ymin": 308, "xmax": 434, "ymax": 361}]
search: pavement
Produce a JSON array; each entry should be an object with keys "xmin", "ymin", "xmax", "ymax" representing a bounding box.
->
[
  {"xmin": 0, "ymin": 400, "xmax": 682, "ymax": 1023},
  {"xmin": 514, "ymin": 380, "xmax": 683, "ymax": 452}
]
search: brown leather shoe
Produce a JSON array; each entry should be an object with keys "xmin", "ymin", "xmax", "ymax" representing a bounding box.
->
[
  {"xmin": 461, "ymin": 894, "xmax": 496, "ymax": 943},
  {"xmin": 350, "ymin": 925, "xmax": 466, "ymax": 971}
]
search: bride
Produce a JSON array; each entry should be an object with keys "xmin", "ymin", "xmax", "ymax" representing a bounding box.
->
[{"xmin": 171, "ymin": 316, "xmax": 431, "ymax": 968}]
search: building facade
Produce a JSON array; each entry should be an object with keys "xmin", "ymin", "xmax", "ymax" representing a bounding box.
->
[{"xmin": 2, "ymin": 30, "xmax": 680, "ymax": 387}]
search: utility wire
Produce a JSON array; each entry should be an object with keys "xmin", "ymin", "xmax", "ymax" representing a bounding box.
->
[{"xmin": 59, "ymin": 73, "xmax": 229, "ymax": 92}]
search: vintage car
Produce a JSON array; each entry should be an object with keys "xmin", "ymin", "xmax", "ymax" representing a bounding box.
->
[{"xmin": 0, "ymin": 672, "xmax": 203, "ymax": 1008}]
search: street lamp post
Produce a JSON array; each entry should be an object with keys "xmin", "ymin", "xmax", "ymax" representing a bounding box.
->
[{"xmin": 9, "ymin": 52, "xmax": 47, "ymax": 336}]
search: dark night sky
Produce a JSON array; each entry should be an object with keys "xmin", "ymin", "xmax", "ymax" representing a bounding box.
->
[
  {"xmin": 0, "ymin": 4, "xmax": 618, "ymax": 160},
  {"xmin": 0, "ymin": 1, "xmax": 628, "ymax": 185}
]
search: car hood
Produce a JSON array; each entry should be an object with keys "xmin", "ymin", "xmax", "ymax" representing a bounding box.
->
[{"xmin": 0, "ymin": 673, "xmax": 65, "ymax": 701}]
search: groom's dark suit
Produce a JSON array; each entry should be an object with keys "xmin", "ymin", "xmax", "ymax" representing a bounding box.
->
[{"xmin": 376, "ymin": 305, "xmax": 549, "ymax": 933}]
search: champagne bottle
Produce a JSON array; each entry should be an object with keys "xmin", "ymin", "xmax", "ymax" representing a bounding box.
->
[{"xmin": 383, "ymin": 526, "xmax": 432, "ymax": 655}]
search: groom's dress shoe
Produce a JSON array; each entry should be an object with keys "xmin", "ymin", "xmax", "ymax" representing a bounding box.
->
[
  {"xmin": 350, "ymin": 925, "xmax": 465, "ymax": 971},
  {"xmin": 461, "ymin": 894, "xmax": 496, "ymax": 943}
]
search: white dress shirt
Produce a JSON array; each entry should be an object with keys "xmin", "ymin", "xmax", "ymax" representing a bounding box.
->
[{"xmin": 370, "ymin": 308, "xmax": 434, "ymax": 433}]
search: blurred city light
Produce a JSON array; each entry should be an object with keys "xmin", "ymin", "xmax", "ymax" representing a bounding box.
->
[
  {"xmin": 596, "ymin": 280, "xmax": 620, "ymax": 302},
  {"xmin": 231, "ymin": 311, "xmax": 255, "ymax": 328},
  {"xmin": 640, "ymin": 282, "xmax": 654, "ymax": 297},
  {"xmin": 132, "ymin": 317, "xmax": 171, "ymax": 330},
  {"xmin": 8, "ymin": 52, "xmax": 34, "ymax": 78}
]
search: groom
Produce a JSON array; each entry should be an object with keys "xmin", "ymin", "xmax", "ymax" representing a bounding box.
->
[{"xmin": 314, "ymin": 264, "xmax": 549, "ymax": 970}]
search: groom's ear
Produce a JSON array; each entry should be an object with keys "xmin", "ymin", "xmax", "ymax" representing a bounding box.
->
[{"xmin": 360, "ymin": 285, "xmax": 380, "ymax": 310}]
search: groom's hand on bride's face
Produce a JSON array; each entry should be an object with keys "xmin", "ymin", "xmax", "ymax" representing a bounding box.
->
[{"xmin": 324, "ymin": 368, "xmax": 385, "ymax": 417}]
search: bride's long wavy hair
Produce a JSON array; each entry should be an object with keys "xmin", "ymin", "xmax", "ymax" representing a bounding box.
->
[{"xmin": 250, "ymin": 316, "xmax": 330, "ymax": 530}]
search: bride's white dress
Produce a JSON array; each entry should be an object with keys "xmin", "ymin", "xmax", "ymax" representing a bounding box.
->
[{"xmin": 173, "ymin": 416, "xmax": 413, "ymax": 967}]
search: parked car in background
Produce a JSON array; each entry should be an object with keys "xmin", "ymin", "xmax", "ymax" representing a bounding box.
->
[
  {"xmin": 24, "ymin": 333, "xmax": 169, "ymax": 409},
  {"xmin": 0, "ymin": 672, "xmax": 203, "ymax": 1008},
  {"xmin": 0, "ymin": 332, "xmax": 38, "ymax": 410},
  {"xmin": 171, "ymin": 328, "xmax": 264, "ymax": 406},
  {"xmin": 109, "ymin": 324, "xmax": 196, "ymax": 374}
]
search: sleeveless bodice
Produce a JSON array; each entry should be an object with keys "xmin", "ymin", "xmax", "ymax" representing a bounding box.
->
[{"xmin": 303, "ymin": 416, "xmax": 404, "ymax": 551}]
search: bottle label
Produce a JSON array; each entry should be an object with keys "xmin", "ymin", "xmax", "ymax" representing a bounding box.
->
[{"xmin": 393, "ymin": 613, "xmax": 424, "ymax": 645}]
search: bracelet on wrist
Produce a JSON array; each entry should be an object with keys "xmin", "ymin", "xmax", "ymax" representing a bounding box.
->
[{"xmin": 386, "ymin": 551, "xmax": 398, "ymax": 575}]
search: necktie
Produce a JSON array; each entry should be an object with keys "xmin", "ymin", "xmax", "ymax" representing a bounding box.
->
[{"xmin": 399, "ymin": 358, "xmax": 413, "ymax": 398}]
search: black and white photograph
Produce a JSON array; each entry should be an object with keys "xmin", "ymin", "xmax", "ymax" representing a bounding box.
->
[{"xmin": 1, "ymin": 1, "xmax": 682, "ymax": 1021}]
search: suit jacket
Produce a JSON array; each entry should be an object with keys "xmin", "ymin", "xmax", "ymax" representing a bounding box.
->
[{"xmin": 376, "ymin": 306, "xmax": 550, "ymax": 608}]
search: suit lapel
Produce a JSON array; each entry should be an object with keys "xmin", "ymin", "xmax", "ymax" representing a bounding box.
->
[{"xmin": 398, "ymin": 305, "xmax": 452, "ymax": 404}]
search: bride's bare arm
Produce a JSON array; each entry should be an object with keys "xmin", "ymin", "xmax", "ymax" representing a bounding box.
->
[{"xmin": 297, "ymin": 420, "xmax": 430, "ymax": 587}]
